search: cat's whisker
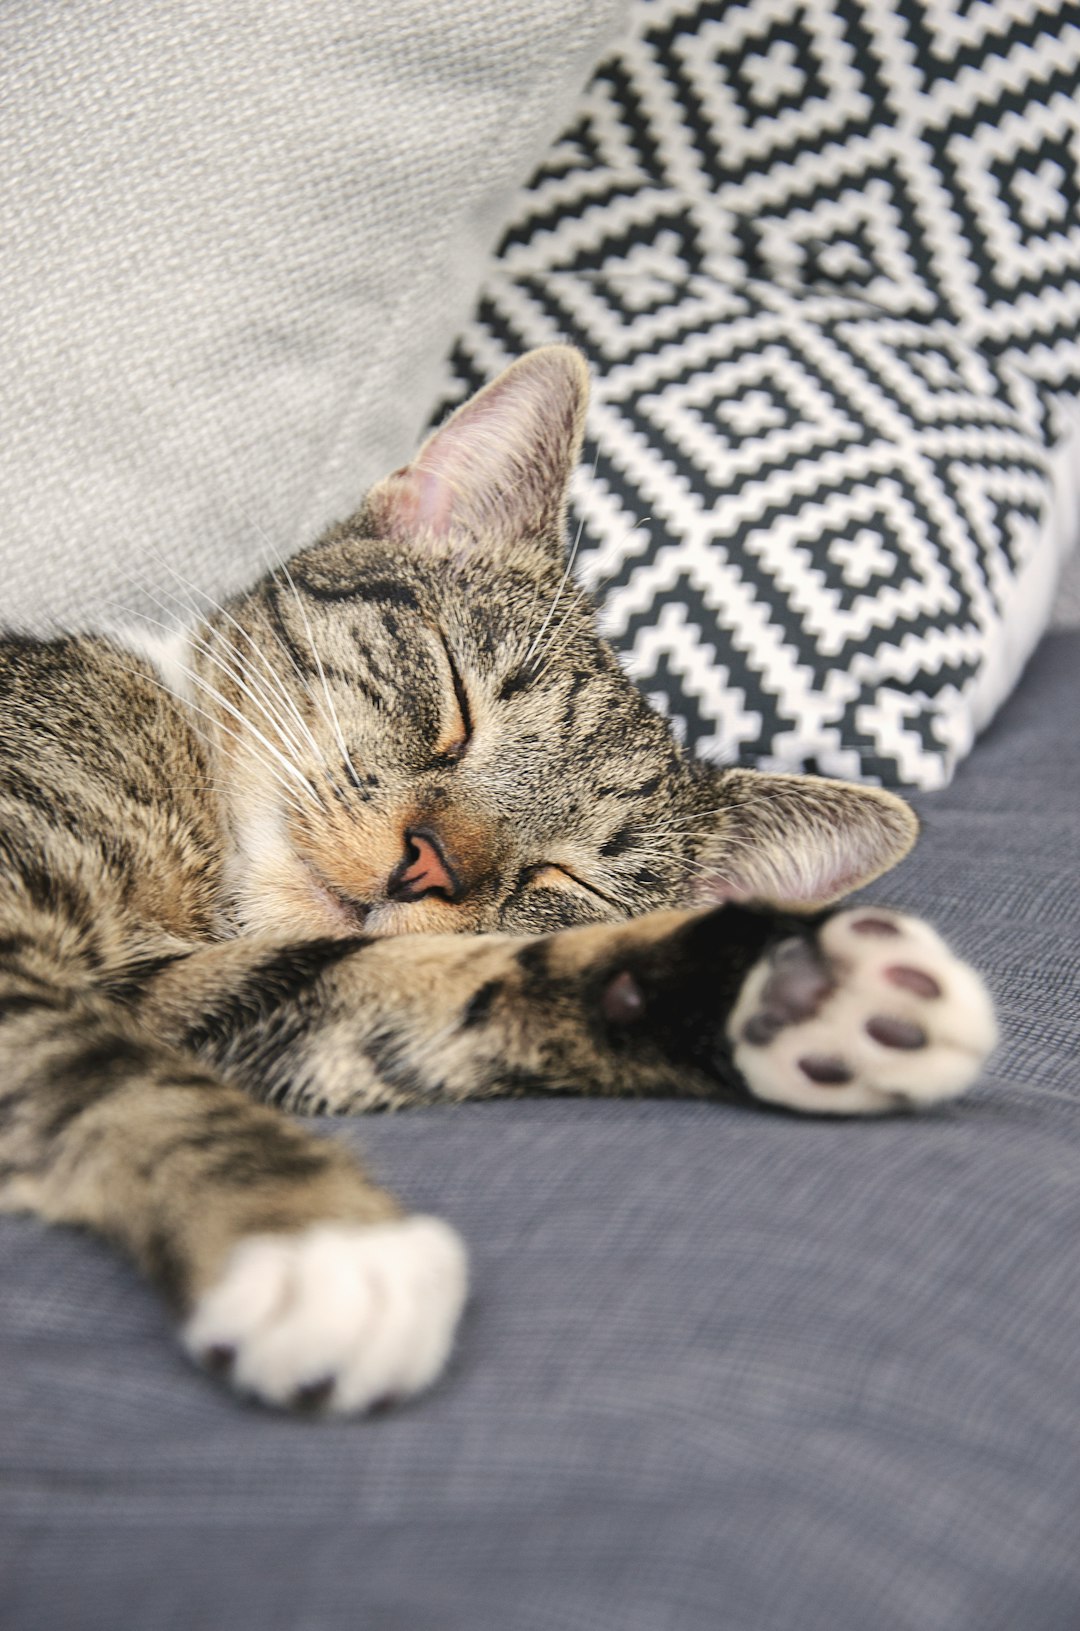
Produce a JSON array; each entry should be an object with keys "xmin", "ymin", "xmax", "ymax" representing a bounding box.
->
[
  {"xmin": 144, "ymin": 558, "xmax": 361, "ymax": 812},
  {"xmin": 201, "ymin": 629, "xmax": 329, "ymax": 792},
  {"xmin": 110, "ymin": 602, "xmax": 321, "ymax": 795},
  {"xmin": 194, "ymin": 602, "xmax": 328, "ymax": 754},
  {"xmin": 132, "ymin": 554, "xmax": 333, "ymax": 780},
  {"xmin": 528, "ymin": 511, "xmax": 651, "ymax": 689},
  {"xmin": 109, "ymin": 572, "xmax": 195, "ymax": 632},
  {"xmin": 124, "ymin": 549, "xmax": 307, "ymax": 740},
  {"xmin": 213, "ymin": 499, "xmax": 361, "ymax": 773},
  {"xmin": 621, "ymin": 815, "xmax": 791, "ymax": 872},
  {"xmin": 515, "ymin": 449, "xmax": 600, "ymax": 641},
  {"xmin": 111, "ymin": 659, "xmax": 310, "ymax": 819},
  {"xmin": 118, "ymin": 606, "xmax": 323, "ymax": 808},
  {"xmin": 525, "ymin": 591, "xmax": 585, "ymax": 690},
  {"xmin": 654, "ymin": 804, "xmax": 814, "ymax": 847},
  {"xmin": 164, "ymin": 659, "xmax": 322, "ymax": 810},
  {"xmin": 583, "ymin": 512, "xmax": 653, "ymax": 597},
  {"xmin": 615, "ymin": 834, "xmax": 746, "ymax": 889},
  {"xmin": 646, "ymin": 796, "xmax": 782, "ymax": 833},
  {"xmin": 273, "ymin": 559, "xmax": 365, "ymax": 794},
  {"xmin": 259, "ymin": 586, "xmax": 348, "ymax": 762},
  {"xmin": 520, "ymin": 502, "xmax": 589, "ymax": 677},
  {"xmin": 612, "ymin": 846, "xmax": 719, "ymax": 882},
  {"xmin": 632, "ymin": 827, "xmax": 772, "ymax": 864},
  {"xmin": 187, "ymin": 686, "xmax": 319, "ymax": 810},
  {"xmin": 115, "ymin": 554, "xmax": 206, "ymax": 627}
]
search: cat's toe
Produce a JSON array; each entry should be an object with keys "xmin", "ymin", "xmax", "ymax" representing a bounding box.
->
[
  {"xmin": 728, "ymin": 908, "xmax": 997, "ymax": 1115},
  {"xmin": 181, "ymin": 1215, "xmax": 468, "ymax": 1413}
]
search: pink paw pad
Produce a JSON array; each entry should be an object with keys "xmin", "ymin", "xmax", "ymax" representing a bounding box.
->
[{"xmin": 729, "ymin": 908, "xmax": 998, "ymax": 1115}]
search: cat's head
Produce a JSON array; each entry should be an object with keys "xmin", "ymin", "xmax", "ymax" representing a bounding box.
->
[{"xmin": 200, "ymin": 347, "xmax": 916, "ymax": 939}]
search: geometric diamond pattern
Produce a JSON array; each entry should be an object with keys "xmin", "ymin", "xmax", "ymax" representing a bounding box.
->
[{"xmin": 435, "ymin": 0, "xmax": 1080, "ymax": 787}]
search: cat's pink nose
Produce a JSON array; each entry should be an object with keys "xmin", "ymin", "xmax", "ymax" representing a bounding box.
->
[{"xmin": 387, "ymin": 828, "xmax": 462, "ymax": 903}]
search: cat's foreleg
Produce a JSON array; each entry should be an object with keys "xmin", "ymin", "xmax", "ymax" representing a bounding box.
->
[
  {"xmin": 454, "ymin": 902, "xmax": 996, "ymax": 1115},
  {"xmin": 0, "ymin": 977, "xmax": 466, "ymax": 1412},
  {"xmin": 136, "ymin": 904, "xmax": 997, "ymax": 1118}
]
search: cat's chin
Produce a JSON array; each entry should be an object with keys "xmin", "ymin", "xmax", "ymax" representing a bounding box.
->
[
  {"xmin": 241, "ymin": 866, "xmax": 459, "ymax": 943},
  {"xmin": 299, "ymin": 870, "xmax": 450, "ymax": 941},
  {"xmin": 352, "ymin": 901, "xmax": 439, "ymax": 938},
  {"xmin": 302, "ymin": 868, "xmax": 372, "ymax": 935}
]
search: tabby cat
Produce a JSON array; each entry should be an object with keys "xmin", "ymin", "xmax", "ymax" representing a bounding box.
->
[{"xmin": 0, "ymin": 348, "xmax": 996, "ymax": 1414}]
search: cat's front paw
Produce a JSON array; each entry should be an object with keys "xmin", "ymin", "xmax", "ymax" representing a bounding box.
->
[
  {"xmin": 728, "ymin": 908, "xmax": 997, "ymax": 1114},
  {"xmin": 182, "ymin": 1215, "xmax": 467, "ymax": 1413}
]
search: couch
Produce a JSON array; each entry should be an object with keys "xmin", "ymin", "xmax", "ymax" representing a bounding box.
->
[{"xmin": 2, "ymin": 1, "xmax": 1079, "ymax": 1627}]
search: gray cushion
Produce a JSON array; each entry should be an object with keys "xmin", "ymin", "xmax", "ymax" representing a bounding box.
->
[
  {"xmin": 1054, "ymin": 545, "xmax": 1080, "ymax": 627},
  {"xmin": 2, "ymin": 631, "xmax": 1079, "ymax": 1630},
  {"xmin": 0, "ymin": 0, "xmax": 629, "ymax": 632}
]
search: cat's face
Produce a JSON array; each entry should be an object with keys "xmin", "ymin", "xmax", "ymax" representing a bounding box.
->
[
  {"xmin": 211, "ymin": 531, "xmax": 703, "ymax": 940},
  {"xmin": 199, "ymin": 349, "xmax": 917, "ymax": 940}
]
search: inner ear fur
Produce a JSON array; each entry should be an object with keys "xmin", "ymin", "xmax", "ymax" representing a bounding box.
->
[
  {"xmin": 362, "ymin": 347, "xmax": 589, "ymax": 560},
  {"xmin": 691, "ymin": 769, "xmax": 919, "ymax": 909}
]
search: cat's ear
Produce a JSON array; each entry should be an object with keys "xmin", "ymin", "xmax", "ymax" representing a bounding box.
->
[
  {"xmin": 689, "ymin": 770, "xmax": 918, "ymax": 909},
  {"xmin": 364, "ymin": 347, "xmax": 589, "ymax": 557}
]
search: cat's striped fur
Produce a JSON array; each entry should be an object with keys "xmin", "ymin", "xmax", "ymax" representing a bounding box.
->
[{"xmin": 0, "ymin": 349, "xmax": 996, "ymax": 1412}]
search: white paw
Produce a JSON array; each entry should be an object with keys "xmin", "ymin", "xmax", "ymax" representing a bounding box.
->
[
  {"xmin": 182, "ymin": 1215, "xmax": 467, "ymax": 1413},
  {"xmin": 728, "ymin": 908, "xmax": 998, "ymax": 1115}
]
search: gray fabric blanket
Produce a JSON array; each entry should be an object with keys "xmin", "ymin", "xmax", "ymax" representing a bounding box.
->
[{"xmin": 2, "ymin": 630, "xmax": 1078, "ymax": 1630}]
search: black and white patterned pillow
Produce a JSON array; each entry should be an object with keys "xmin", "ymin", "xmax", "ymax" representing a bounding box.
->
[{"xmin": 438, "ymin": 0, "xmax": 1080, "ymax": 788}]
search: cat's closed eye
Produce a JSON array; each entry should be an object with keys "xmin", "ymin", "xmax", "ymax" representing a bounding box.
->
[
  {"xmin": 432, "ymin": 633, "xmax": 471, "ymax": 762},
  {"xmin": 517, "ymin": 863, "xmax": 619, "ymax": 910}
]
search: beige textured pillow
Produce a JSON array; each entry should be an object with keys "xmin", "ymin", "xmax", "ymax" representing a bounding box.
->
[{"xmin": 0, "ymin": 0, "xmax": 629, "ymax": 629}]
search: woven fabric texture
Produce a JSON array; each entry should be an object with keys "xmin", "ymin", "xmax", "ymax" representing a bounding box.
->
[
  {"xmin": 0, "ymin": 0, "xmax": 629, "ymax": 631},
  {"xmin": 1053, "ymin": 540, "xmax": 1080, "ymax": 624},
  {"xmin": 439, "ymin": 0, "xmax": 1080, "ymax": 788},
  {"xmin": 1, "ymin": 630, "xmax": 1079, "ymax": 1630}
]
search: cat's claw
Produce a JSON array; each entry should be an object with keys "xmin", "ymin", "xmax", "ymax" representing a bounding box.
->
[
  {"xmin": 728, "ymin": 908, "xmax": 997, "ymax": 1114},
  {"xmin": 182, "ymin": 1215, "xmax": 467, "ymax": 1413}
]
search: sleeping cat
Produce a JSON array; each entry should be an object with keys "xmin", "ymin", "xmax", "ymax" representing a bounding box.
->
[{"xmin": 0, "ymin": 347, "xmax": 996, "ymax": 1415}]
